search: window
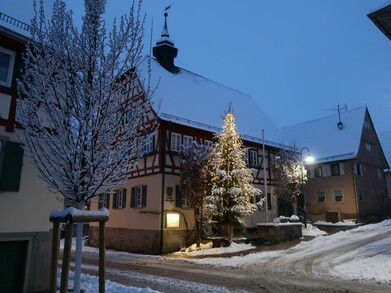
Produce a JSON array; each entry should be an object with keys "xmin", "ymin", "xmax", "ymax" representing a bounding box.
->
[
  {"xmin": 377, "ymin": 168, "xmax": 383, "ymax": 180},
  {"xmin": 131, "ymin": 186, "xmax": 147, "ymax": 208},
  {"xmin": 138, "ymin": 135, "xmax": 154, "ymax": 155},
  {"xmin": 0, "ymin": 140, "xmax": 24, "ymax": 192},
  {"xmin": 358, "ymin": 188, "xmax": 364, "ymax": 201},
  {"xmin": 98, "ymin": 193, "xmax": 110, "ymax": 209},
  {"xmin": 204, "ymin": 140, "xmax": 213, "ymax": 148},
  {"xmin": 316, "ymin": 190, "xmax": 326, "ymax": 203},
  {"xmin": 381, "ymin": 192, "xmax": 386, "ymax": 203},
  {"xmin": 248, "ymin": 149, "xmax": 258, "ymax": 167},
  {"xmin": 364, "ymin": 120, "xmax": 370, "ymax": 129},
  {"xmin": 183, "ymin": 135, "xmax": 193, "ymax": 148},
  {"xmin": 0, "ymin": 47, "xmax": 16, "ymax": 87},
  {"xmin": 171, "ymin": 132, "xmax": 181, "ymax": 152},
  {"xmin": 175, "ymin": 185, "xmax": 190, "ymax": 208},
  {"xmin": 331, "ymin": 163, "xmax": 344, "ymax": 176},
  {"xmin": 314, "ymin": 166, "xmax": 323, "ymax": 178},
  {"xmin": 355, "ymin": 163, "xmax": 363, "ymax": 176},
  {"xmin": 113, "ymin": 189, "xmax": 127, "ymax": 209},
  {"xmin": 365, "ymin": 143, "xmax": 372, "ymax": 152},
  {"xmin": 332, "ymin": 188, "xmax": 344, "ymax": 203}
]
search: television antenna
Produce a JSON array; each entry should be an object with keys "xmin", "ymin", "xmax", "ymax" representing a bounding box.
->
[{"xmin": 326, "ymin": 104, "xmax": 347, "ymax": 129}]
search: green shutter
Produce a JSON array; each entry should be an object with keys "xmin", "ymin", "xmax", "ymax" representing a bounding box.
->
[
  {"xmin": 113, "ymin": 191, "xmax": 118, "ymax": 208},
  {"xmin": 98, "ymin": 194, "xmax": 102, "ymax": 209},
  {"xmin": 106, "ymin": 194, "xmax": 110, "ymax": 209},
  {"xmin": 0, "ymin": 142, "xmax": 24, "ymax": 192},
  {"xmin": 141, "ymin": 186, "xmax": 147, "ymax": 207},
  {"xmin": 267, "ymin": 193, "xmax": 272, "ymax": 210},
  {"xmin": 122, "ymin": 189, "xmax": 127, "ymax": 207},
  {"xmin": 175, "ymin": 185, "xmax": 182, "ymax": 208},
  {"xmin": 130, "ymin": 187, "xmax": 136, "ymax": 208}
]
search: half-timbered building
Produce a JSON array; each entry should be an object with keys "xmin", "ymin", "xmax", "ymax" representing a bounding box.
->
[{"xmin": 88, "ymin": 13, "xmax": 287, "ymax": 254}]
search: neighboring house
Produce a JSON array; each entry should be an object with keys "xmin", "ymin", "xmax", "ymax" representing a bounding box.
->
[
  {"xmin": 368, "ymin": 2, "xmax": 391, "ymax": 41},
  {"xmin": 282, "ymin": 107, "xmax": 390, "ymax": 222},
  {"xmin": 378, "ymin": 131, "xmax": 391, "ymax": 202},
  {"xmin": 88, "ymin": 13, "xmax": 285, "ymax": 254},
  {"xmin": 0, "ymin": 15, "xmax": 62, "ymax": 293}
]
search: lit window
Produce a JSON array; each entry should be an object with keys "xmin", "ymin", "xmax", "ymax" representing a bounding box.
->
[
  {"xmin": 183, "ymin": 135, "xmax": 193, "ymax": 148},
  {"xmin": 171, "ymin": 132, "xmax": 181, "ymax": 152},
  {"xmin": 166, "ymin": 213, "xmax": 180, "ymax": 228},
  {"xmin": 0, "ymin": 47, "xmax": 16, "ymax": 87},
  {"xmin": 332, "ymin": 188, "xmax": 344, "ymax": 203},
  {"xmin": 316, "ymin": 190, "xmax": 326, "ymax": 203}
]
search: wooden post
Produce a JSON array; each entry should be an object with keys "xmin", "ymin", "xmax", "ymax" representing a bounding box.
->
[
  {"xmin": 60, "ymin": 223, "xmax": 73, "ymax": 293},
  {"xmin": 99, "ymin": 221, "xmax": 106, "ymax": 293},
  {"xmin": 50, "ymin": 222, "xmax": 60, "ymax": 293}
]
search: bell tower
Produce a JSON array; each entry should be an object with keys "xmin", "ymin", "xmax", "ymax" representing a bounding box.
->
[{"xmin": 152, "ymin": 12, "xmax": 178, "ymax": 73}]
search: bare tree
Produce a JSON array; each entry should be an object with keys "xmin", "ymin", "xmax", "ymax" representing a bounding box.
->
[
  {"xmin": 271, "ymin": 148, "xmax": 306, "ymax": 216},
  {"xmin": 179, "ymin": 141, "xmax": 212, "ymax": 247},
  {"xmin": 17, "ymin": 0, "xmax": 151, "ymax": 291}
]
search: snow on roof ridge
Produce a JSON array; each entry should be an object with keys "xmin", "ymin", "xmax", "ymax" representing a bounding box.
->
[{"xmin": 282, "ymin": 105, "xmax": 367, "ymax": 130}]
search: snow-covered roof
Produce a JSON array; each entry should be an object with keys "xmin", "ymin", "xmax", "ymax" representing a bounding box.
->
[
  {"xmin": 137, "ymin": 57, "xmax": 282, "ymax": 147},
  {"xmin": 281, "ymin": 106, "xmax": 367, "ymax": 164},
  {"xmin": 0, "ymin": 1, "xmax": 33, "ymax": 38},
  {"xmin": 378, "ymin": 130, "xmax": 391, "ymax": 169}
]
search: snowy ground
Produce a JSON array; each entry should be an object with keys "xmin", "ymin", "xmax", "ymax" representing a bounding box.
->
[{"xmin": 60, "ymin": 220, "xmax": 391, "ymax": 292}]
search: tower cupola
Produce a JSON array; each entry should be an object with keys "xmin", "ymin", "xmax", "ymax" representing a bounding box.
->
[{"xmin": 153, "ymin": 12, "xmax": 178, "ymax": 73}]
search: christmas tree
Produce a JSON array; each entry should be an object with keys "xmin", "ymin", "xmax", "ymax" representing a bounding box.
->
[{"xmin": 205, "ymin": 110, "xmax": 261, "ymax": 242}]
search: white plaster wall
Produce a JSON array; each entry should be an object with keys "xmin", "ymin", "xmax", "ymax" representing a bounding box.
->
[{"xmin": 0, "ymin": 128, "xmax": 63, "ymax": 233}]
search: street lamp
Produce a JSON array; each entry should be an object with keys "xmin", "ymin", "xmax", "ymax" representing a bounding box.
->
[{"xmin": 300, "ymin": 147, "xmax": 314, "ymax": 228}]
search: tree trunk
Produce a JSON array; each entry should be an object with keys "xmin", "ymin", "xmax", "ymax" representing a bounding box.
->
[{"xmin": 73, "ymin": 201, "xmax": 85, "ymax": 293}]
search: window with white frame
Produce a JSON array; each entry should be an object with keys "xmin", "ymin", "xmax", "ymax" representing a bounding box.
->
[
  {"xmin": 171, "ymin": 132, "xmax": 181, "ymax": 152},
  {"xmin": 332, "ymin": 188, "xmax": 344, "ymax": 203},
  {"xmin": 331, "ymin": 163, "xmax": 344, "ymax": 176},
  {"xmin": 377, "ymin": 168, "xmax": 383, "ymax": 180},
  {"xmin": 131, "ymin": 185, "xmax": 147, "ymax": 208},
  {"xmin": 355, "ymin": 162, "xmax": 363, "ymax": 176},
  {"xmin": 138, "ymin": 135, "xmax": 153, "ymax": 155},
  {"xmin": 248, "ymin": 149, "xmax": 258, "ymax": 167},
  {"xmin": 0, "ymin": 47, "xmax": 16, "ymax": 87},
  {"xmin": 113, "ymin": 189, "xmax": 127, "ymax": 208},
  {"xmin": 98, "ymin": 192, "xmax": 110, "ymax": 209},
  {"xmin": 316, "ymin": 190, "xmax": 326, "ymax": 203},
  {"xmin": 183, "ymin": 135, "xmax": 193, "ymax": 148},
  {"xmin": 204, "ymin": 140, "xmax": 213, "ymax": 148}
]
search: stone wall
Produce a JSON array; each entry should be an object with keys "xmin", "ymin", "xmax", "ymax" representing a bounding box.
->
[
  {"xmin": 89, "ymin": 226, "xmax": 161, "ymax": 255},
  {"xmin": 256, "ymin": 223, "xmax": 302, "ymax": 243}
]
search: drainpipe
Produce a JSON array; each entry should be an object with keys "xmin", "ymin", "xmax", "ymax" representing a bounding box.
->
[
  {"xmin": 352, "ymin": 160, "xmax": 360, "ymax": 222},
  {"xmin": 159, "ymin": 125, "xmax": 166, "ymax": 254}
]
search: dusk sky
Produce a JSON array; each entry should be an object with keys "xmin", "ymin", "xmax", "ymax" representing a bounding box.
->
[{"xmin": 2, "ymin": 0, "xmax": 391, "ymax": 133}]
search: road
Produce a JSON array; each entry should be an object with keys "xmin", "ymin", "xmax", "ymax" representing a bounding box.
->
[{"xmin": 71, "ymin": 234, "xmax": 391, "ymax": 293}]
